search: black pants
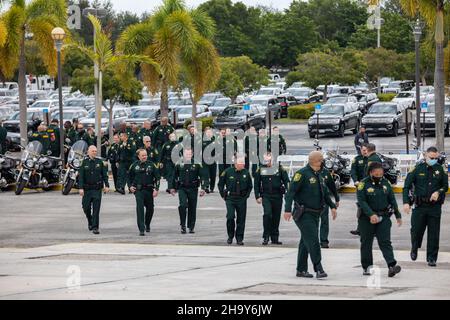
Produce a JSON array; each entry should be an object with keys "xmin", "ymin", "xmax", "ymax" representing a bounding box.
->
[
  {"xmin": 110, "ymin": 161, "xmax": 118, "ymax": 189},
  {"xmin": 82, "ymin": 189, "xmax": 102, "ymax": 229}
]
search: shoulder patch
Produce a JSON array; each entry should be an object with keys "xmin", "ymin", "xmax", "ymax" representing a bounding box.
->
[
  {"xmin": 408, "ymin": 167, "xmax": 415, "ymax": 173},
  {"xmin": 293, "ymin": 173, "xmax": 302, "ymax": 182},
  {"xmin": 358, "ymin": 182, "xmax": 365, "ymax": 191}
]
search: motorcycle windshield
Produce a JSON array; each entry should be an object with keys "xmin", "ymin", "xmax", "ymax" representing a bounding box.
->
[
  {"xmin": 68, "ymin": 140, "xmax": 88, "ymax": 163},
  {"xmin": 323, "ymin": 142, "xmax": 339, "ymax": 157},
  {"xmin": 21, "ymin": 141, "xmax": 43, "ymax": 161}
]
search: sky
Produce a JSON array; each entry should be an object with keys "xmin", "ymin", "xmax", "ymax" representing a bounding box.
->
[{"xmin": 108, "ymin": 0, "xmax": 293, "ymax": 14}]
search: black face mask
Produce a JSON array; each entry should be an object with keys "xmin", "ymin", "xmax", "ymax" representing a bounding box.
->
[{"xmin": 372, "ymin": 176, "xmax": 382, "ymax": 183}]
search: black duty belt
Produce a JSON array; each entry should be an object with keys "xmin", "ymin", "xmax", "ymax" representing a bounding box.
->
[
  {"xmin": 83, "ymin": 182, "xmax": 102, "ymax": 190},
  {"xmin": 136, "ymin": 185, "xmax": 154, "ymax": 191},
  {"xmin": 304, "ymin": 207, "xmax": 323, "ymax": 214}
]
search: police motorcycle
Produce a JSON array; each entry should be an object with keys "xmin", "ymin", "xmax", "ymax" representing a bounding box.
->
[
  {"xmin": 0, "ymin": 152, "xmax": 20, "ymax": 191},
  {"xmin": 61, "ymin": 140, "xmax": 88, "ymax": 195},
  {"xmin": 15, "ymin": 141, "xmax": 63, "ymax": 195},
  {"xmin": 376, "ymin": 152, "xmax": 400, "ymax": 185},
  {"xmin": 314, "ymin": 140, "xmax": 351, "ymax": 189}
]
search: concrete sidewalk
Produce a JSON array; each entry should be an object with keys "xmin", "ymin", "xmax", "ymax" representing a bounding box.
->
[{"xmin": 0, "ymin": 242, "xmax": 449, "ymax": 300}]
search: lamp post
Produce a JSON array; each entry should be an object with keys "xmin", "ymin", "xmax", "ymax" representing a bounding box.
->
[
  {"xmin": 413, "ymin": 18, "xmax": 422, "ymax": 148},
  {"xmin": 82, "ymin": 7, "xmax": 107, "ymax": 152},
  {"xmin": 51, "ymin": 27, "xmax": 66, "ymax": 168}
]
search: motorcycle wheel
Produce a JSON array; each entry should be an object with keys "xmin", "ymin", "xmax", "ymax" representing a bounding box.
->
[
  {"xmin": 15, "ymin": 178, "xmax": 26, "ymax": 195},
  {"xmin": 62, "ymin": 179, "xmax": 75, "ymax": 195}
]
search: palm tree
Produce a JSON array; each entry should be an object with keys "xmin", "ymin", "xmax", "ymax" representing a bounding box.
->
[
  {"xmin": 117, "ymin": 0, "xmax": 220, "ymax": 121},
  {"xmin": 70, "ymin": 14, "xmax": 159, "ymax": 146},
  {"xmin": 0, "ymin": 0, "xmax": 67, "ymax": 146}
]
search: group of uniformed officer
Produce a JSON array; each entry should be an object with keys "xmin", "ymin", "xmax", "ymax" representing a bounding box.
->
[{"xmin": 76, "ymin": 123, "xmax": 448, "ymax": 280}]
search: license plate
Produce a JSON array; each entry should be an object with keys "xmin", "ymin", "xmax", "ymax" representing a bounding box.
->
[{"xmin": 319, "ymin": 130, "xmax": 326, "ymax": 133}]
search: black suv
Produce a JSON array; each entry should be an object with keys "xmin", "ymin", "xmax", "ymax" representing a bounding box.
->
[
  {"xmin": 361, "ymin": 102, "xmax": 407, "ymax": 136},
  {"xmin": 308, "ymin": 103, "xmax": 361, "ymax": 138},
  {"xmin": 213, "ymin": 104, "xmax": 266, "ymax": 130}
]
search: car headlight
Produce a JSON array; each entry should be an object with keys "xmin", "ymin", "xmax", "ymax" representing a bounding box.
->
[
  {"xmin": 72, "ymin": 159, "xmax": 81, "ymax": 168},
  {"xmin": 361, "ymin": 118, "xmax": 367, "ymax": 124},
  {"xmin": 25, "ymin": 159, "xmax": 35, "ymax": 168},
  {"xmin": 325, "ymin": 159, "xmax": 333, "ymax": 169}
]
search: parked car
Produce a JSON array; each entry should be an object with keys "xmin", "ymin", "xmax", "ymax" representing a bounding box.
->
[
  {"xmin": 137, "ymin": 98, "xmax": 161, "ymax": 106},
  {"xmin": 383, "ymin": 80, "xmax": 414, "ymax": 94},
  {"xmin": 171, "ymin": 105, "xmax": 212, "ymax": 128},
  {"xmin": 25, "ymin": 90, "xmax": 48, "ymax": 105},
  {"xmin": 380, "ymin": 77, "xmax": 393, "ymax": 90},
  {"xmin": 418, "ymin": 102, "xmax": 450, "ymax": 137},
  {"xmin": 209, "ymin": 97, "xmax": 232, "ymax": 116},
  {"xmin": 80, "ymin": 107, "xmax": 129, "ymax": 130},
  {"xmin": 213, "ymin": 104, "xmax": 266, "ymax": 130},
  {"xmin": 327, "ymin": 86, "xmax": 356, "ymax": 98},
  {"xmin": 325, "ymin": 95, "xmax": 360, "ymax": 111},
  {"xmin": 0, "ymin": 106, "xmax": 14, "ymax": 121},
  {"xmin": 2, "ymin": 108, "xmax": 46, "ymax": 133},
  {"xmin": 353, "ymin": 92, "xmax": 379, "ymax": 113},
  {"xmin": 254, "ymin": 87, "xmax": 282, "ymax": 97},
  {"xmin": 361, "ymin": 102, "xmax": 407, "ymax": 136},
  {"xmin": 0, "ymin": 82, "xmax": 19, "ymax": 90},
  {"xmin": 51, "ymin": 108, "xmax": 88, "ymax": 124},
  {"xmin": 169, "ymin": 97, "xmax": 193, "ymax": 107},
  {"xmin": 353, "ymin": 81, "xmax": 370, "ymax": 93},
  {"xmin": 125, "ymin": 106, "xmax": 160, "ymax": 128},
  {"xmin": 277, "ymin": 94, "xmax": 298, "ymax": 118},
  {"xmin": 286, "ymin": 87, "xmax": 320, "ymax": 104},
  {"xmin": 198, "ymin": 93, "xmax": 223, "ymax": 107},
  {"xmin": 393, "ymin": 91, "xmax": 419, "ymax": 110},
  {"xmin": 30, "ymin": 100, "xmax": 60, "ymax": 111},
  {"xmin": 247, "ymin": 95, "xmax": 281, "ymax": 119},
  {"xmin": 308, "ymin": 103, "xmax": 361, "ymax": 138},
  {"xmin": 5, "ymin": 132, "xmax": 20, "ymax": 151},
  {"xmin": 288, "ymin": 82, "xmax": 305, "ymax": 89},
  {"xmin": 64, "ymin": 98, "xmax": 96, "ymax": 109}
]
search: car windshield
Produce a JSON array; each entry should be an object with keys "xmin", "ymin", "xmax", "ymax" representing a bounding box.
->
[
  {"xmin": 130, "ymin": 109, "xmax": 157, "ymax": 118},
  {"xmin": 52, "ymin": 111, "xmax": 83, "ymax": 120},
  {"xmin": 396, "ymin": 92, "xmax": 413, "ymax": 98},
  {"xmin": 289, "ymin": 89, "xmax": 309, "ymax": 96},
  {"xmin": 368, "ymin": 104, "xmax": 397, "ymax": 114},
  {"xmin": 199, "ymin": 95, "xmax": 217, "ymax": 103},
  {"xmin": 87, "ymin": 110, "xmax": 109, "ymax": 119},
  {"xmin": 389, "ymin": 82, "xmax": 401, "ymax": 88},
  {"xmin": 327, "ymin": 97, "xmax": 348, "ymax": 104},
  {"xmin": 249, "ymin": 98, "xmax": 268, "ymax": 106},
  {"xmin": 65, "ymin": 100, "xmax": 85, "ymax": 107},
  {"xmin": 321, "ymin": 105, "xmax": 344, "ymax": 115},
  {"xmin": 31, "ymin": 101, "xmax": 51, "ymax": 108},
  {"xmin": 427, "ymin": 104, "xmax": 450, "ymax": 114},
  {"xmin": 175, "ymin": 107, "xmax": 192, "ymax": 115},
  {"xmin": 256, "ymin": 89, "xmax": 275, "ymax": 95},
  {"xmin": 169, "ymin": 98, "xmax": 192, "ymax": 106},
  {"xmin": 222, "ymin": 107, "xmax": 245, "ymax": 116},
  {"xmin": 213, "ymin": 99, "xmax": 231, "ymax": 107}
]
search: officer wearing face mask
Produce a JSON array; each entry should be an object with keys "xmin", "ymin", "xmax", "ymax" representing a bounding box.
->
[
  {"xmin": 357, "ymin": 161, "xmax": 402, "ymax": 278},
  {"xmin": 403, "ymin": 146, "xmax": 448, "ymax": 267}
]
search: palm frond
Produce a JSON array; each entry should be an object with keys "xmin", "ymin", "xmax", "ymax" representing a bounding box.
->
[
  {"xmin": 26, "ymin": 0, "xmax": 66, "ymax": 26},
  {"xmin": 165, "ymin": 10, "xmax": 198, "ymax": 58},
  {"xmin": 0, "ymin": 5, "xmax": 25, "ymax": 78},
  {"xmin": 116, "ymin": 21, "xmax": 154, "ymax": 55},
  {"xmin": 153, "ymin": 25, "xmax": 180, "ymax": 86},
  {"xmin": 141, "ymin": 44, "xmax": 163, "ymax": 95},
  {"xmin": 189, "ymin": 8, "xmax": 216, "ymax": 40},
  {"xmin": 28, "ymin": 18, "xmax": 59, "ymax": 76},
  {"xmin": 0, "ymin": 20, "xmax": 7, "ymax": 47}
]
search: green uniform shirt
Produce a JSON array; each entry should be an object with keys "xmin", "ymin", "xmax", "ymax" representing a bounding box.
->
[
  {"xmin": 79, "ymin": 157, "xmax": 109, "ymax": 189},
  {"xmin": 357, "ymin": 176, "xmax": 401, "ymax": 219},
  {"xmin": 128, "ymin": 160, "xmax": 161, "ymax": 191},
  {"xmin": 254, "ymin": 165, "xmax": 290, "ymax": 198},
  {"xmin": 118, "ymin": 140, "xmax": 137, "ymax": 163},
  {"xmin": 351, "ymin": 155, "xmax": 367, "ymax": 183},
  {"xmin": 47, "ymin": 124, "xmax": 61, "ymax": 155},
  {"xmin": 139, "ymin": 128, "xmax": 153, "ymax": 146},
  {"xmin": 169, "ymin": 161, "xmax": 209, "ymax": 190},
  {"xmin": 83, "ymin": 133, "xmax": 96, "ymax": 147},
  {"xmin": 284, "ymin": 165, "xmax": 336, "ymax": 212},
  {"xmin": 128, "ymin": 132, "xmax": 140, "ymax": 148},
  {"xmin": 365, "ymin": 152, "xmax": 382, "ymax": 177},
  {"xmin": 107, "ymin": 143, "xmax": 120, "ymax": 163},
  {"xmin": 219, "ymin": 135, "xmax": 237, "ymax": 165},
  {"xmin": 0, "ymin": 126, "xmax": 7, "ymax": 152},
  {"xmin": 152, "ymin": 124, "xmax": 174, "ymax": 148},
  {"xmin": 67, "ymin": 127, "xmax": 77, "ymax": 145},
  {"xmin": 403, "ymin": 162, "xmax": 448, "ymax": 204},
  {"xmin": 218, "ymin": 167, "xmax": 253, "ymax": 198},
  {"xmin": 320, "ymin": 168, "xmax": 340, "ymax": 202},
  {"xmin": 29, "ymin": 131, "xmax": 50, "ymax": 155},
  {"xmin": 202, "ymin": 137, "xmax": 216, "ymax": 164},
  {"xmin": 160, "ymin": 140, "xmax": 178, "ymax": 162},
  {"xmin": 145, "ymin": 146, "xmax": 160, "ymax": 164},
  {"xmin": 267, "ymin": 134, "xmax": 287, "ymax": 155}
]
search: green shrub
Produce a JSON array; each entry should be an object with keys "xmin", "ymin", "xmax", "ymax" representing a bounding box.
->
[
  {"xmin": 378, "ymin": 93, "xmax": 396, "ymax": 102},
  {"xmin": 288, "ymin": 103, "xmax": 316, "ymax": 119},
  {"xmin": 183, "ymin": 117, "xmax": 214, "ymax": 130}
]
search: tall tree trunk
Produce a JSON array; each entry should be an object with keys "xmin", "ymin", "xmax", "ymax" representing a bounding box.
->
[
  {"xmin": 323, "ymin": 84, "xmax": 328, "ymax": 102},
  {"xmin": 97, "ymin": 70, "xmax": 103, "ymax": 152},
  {"xmin": 108, "ymin": 101, "xmax": 115, "ymax": 144},
  {"xmin": 18, "ymin": 31, "xmax": 27, "ymax": 148},
  {"xmin": 160, "ymin": 78, "xmax": 169, "ymax": 118},
  {"xmin": 434, "ymin": 6, "xmax": 445, "ymax": 151}
]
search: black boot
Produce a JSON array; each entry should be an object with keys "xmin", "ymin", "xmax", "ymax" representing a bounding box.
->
[
  {"xmin": 262, "ymin": 238, "xmax": 269, "ymax": 246},
  {"xmin": 410, "ymin": 248, "xmax": 418, "ymax": 261},
  {"xmin": 316, "ymin": 270, "xmax": 328, "ymax": 279},
  {"xmin": 227, "ymin": 237, "xmax": 233, "ymax": 245},
  {"xmin": 181, "ymin": 226, "xmax": 187, "ymax": 234},
  {"xmin": 296, "ymin": 271, "xmax": 313, "ymax": 278},
  {"xmin": 388, "ymin": 265, "xmax": 401, "ymax": 277},
  {"xmin": 145, "ymin": 226, "xmax": 150, "ymax": 233}
]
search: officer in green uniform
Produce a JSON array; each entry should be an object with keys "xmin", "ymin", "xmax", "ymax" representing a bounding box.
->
[
  {"xmin": 244, "ymin": 126, "xmax": 258, "ymax": 176},
  {"xmin": 29, "ymin": 125, "xmax": 50, "ymax": 155},
  {"xmin": 254, "ymin": 152, "xmax": 290, "ymax": 245},
  {"xmin": 202, "ymin": 128, "xmax": 217, "ymax": 193},
  {"xmin": 116, "ymin": 132, "xmax": 137, "ymax": 194},
  {"xmin": 67, "ymin": 119, "xmax": 79, "ymax": 145},
  {"xmin": 357, "ymin": 161, "xmax": 402, "ymax": 277},
  {"xmin": 139, "ymin": 121, "xmax": 153, "ymax": 147},
  {"xmin": 83, "ymin": 127, "xmax": 96, "ymax": 147},
  {"xmin": 218, "ymin": 128, "xmax": 237, "ymax": 176},
  {"xmin": 128, "ymin": 123, "xmax": 141, "ymax": 148},
  {"xmin": 107, "ymin": 134, "xmax": 120, "ymax": 189},
  {"xmin": 160, "ymin": 132, "xmax": 179, "ymax": 193},
  {"xmin": 143, "ymin": 135, "xmax": 160, "ymax": 164},
  {"xmin": 284, "ymin": 151, "xmax": 337, "ymax": 279},
  {"xmin": 170, "ymin": 148, "xmax": 209, "ymax": 234},
  {"xmin": 47, "ymin": 119, "xmax": 61, "ymax": 157},
  {"xmin": 350, "ymin": 145, "xmax": 369, "ymax": 236},
  {"xmin": 218, "ymin": 154, "xmax": 253, "ymax": 245},
  {"xmin": 319, "ymin": 166, "xmax": 340, "ymax": 248},
  {"xmin": 364, "ymin": 143, "xmax": 382, "ymax": 176},
  {"xmin": 403, "ymin": 146, "xmax": 448, "ymax": 267},
  {"xmin": 78, "ymin": 145, "xmax": 110, "ymax": 234},
  {"xmin": 152, "ymin": 117, "xmax": 174, "ymax": 151},
  {"xmin": 0, "ymin": 120, "xmax": 7, "ymax": 155},
  {"xmin": 267, "ymin": 126, "xmax": 287, "ymax": 156},
  {"xmin": 100, "ymin": 130, "xmax": 109, "ymax": 158},
  {"xmin": 129, "ymin": 148, "xmax": 161, "ymax": 236}
]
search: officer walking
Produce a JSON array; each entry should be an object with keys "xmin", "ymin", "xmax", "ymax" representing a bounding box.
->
[
  {"xmin": 139, "ymin": 120, "xmax": 153, "ymax": 146},
  {"xmin": 218, "ymin": 128, "xmax": 236, "ymax": 177},
  {"xmin": 364, "ymin": 143, "xmax": 382, "ymax": 175},
  {"xmin": 284, "ymin": 151, "xmax": 337, "ymax": 279},
  {"xmin": 319, "ymin": 164, "xmax": 340, "ymax": 248},
  {"xmin": 107, "ymin": 134, "xmax": 120, "ymax": 189},
  {"xmin": 350, "ymin": 144, "xmax": 368, "ymax": 236},
  {"xmin": 170, "ymin": 148, "xmax": 209, "ymax": 234},
  {"xmin": 354, "ymin": 126, "xmax": 369, "ymax": 155},
  {"xmin": 143, "ymin": 135, "xmax": 160, "ymax": 164},
  {"xmin": 116, "ymin": 132, "xmax": 137, "ymax": 194},
  {"xmin": 152, "ymin": 117, "xmax": 174, "ymax": 151},
  {"xmin": 0, "ymin": 120, "xmax": 7, "ymax": 155},
  {"xmin": 67, "ymin": 119, "xmax": 79, "ymax": 145},
  {"xmin": 254, "ymin": 152, "xmax": 290, "ymax": 245},
  {"xmin": 244, "ymin": 126, "xmax": 258, "ymax": 176},
  {"xmin": 129, "ymin": 149, "xmax": 161, "ymax": 236},
  {"xmin": 160, "ymin": 132, "xmax": 179, "ymax": 193},
  {"xmin": 83, "ymin": 127, "xmax": 96, "ymax": 147},
  {"xmin": 357, "ymin": 162, "xmax": 402, "ymax": 277},
  {"xmin": 202, "ymin": 127, "xmax": 217, "ymax": 193},
  {"xmin": 403, "ymin": 146, "xmax": 448, "ymax": 267},
  {"xmin": 218, "ymin": 154, "xmax": 253, "ymax": 245},
  {"xmin": 78, "ymin": 145, "xmax": 110, "ymax": 234},
  {"xmin": 267, "ymin": 126, "xmax": 287, "ymax": 156},
  {"xmin": 47, "ymin": 119, "xmax": 61, "ymax": 157}
]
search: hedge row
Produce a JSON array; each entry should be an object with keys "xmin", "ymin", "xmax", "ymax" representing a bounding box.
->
[
  {"xmin": 288, "ymin": 103, "xmax": 316, "ymax": 119},
  {"xmin": 377, "ymin": 93, "xmax": 397, "ymax": 102},
  {"xmin": 183, "ymin": 117, "xmax": 214, "ymax": 130}
]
